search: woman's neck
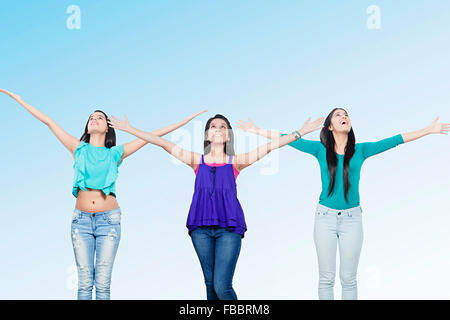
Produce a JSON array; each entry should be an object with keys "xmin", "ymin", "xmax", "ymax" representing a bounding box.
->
[
  {"xmin": 89, "ymin": 133, "xmax": 106, "ymax": 147},
  {"xmin": 333, "ymin": 132, "xmax": 348, "ymax": 154},
  {"xmin": 207, "ymin": 143, "xmax": 227, "ymax": 162}
]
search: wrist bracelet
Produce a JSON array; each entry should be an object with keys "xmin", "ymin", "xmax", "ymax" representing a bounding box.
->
[{"xmin": 292, "ymin": 131, "xmax": 301, "ymax": 141}]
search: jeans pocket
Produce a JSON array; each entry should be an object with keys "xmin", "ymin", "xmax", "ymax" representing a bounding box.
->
[
  {"xmin": 353, "ymin": 211, "xmax": 363, "ymax": 220},
  {"xmin": 315, "ymin": 209, "xmax": 327, "ymax": 217},
  {"xmin": 107, "ymin": 212, "xmax": 121, "ymax": 225},
  {"xmin": 351, "ymin": 207, "xmax": 363, "ymax": 218},
  {"xmin": 72, "ymin": 210, "xmax": 79, "ymax": 224}
]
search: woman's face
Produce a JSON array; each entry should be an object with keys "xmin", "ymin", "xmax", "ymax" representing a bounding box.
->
[
  {"xmin": 328, "ymin": 109, "xmax": 352, "ymax": 133},
  {"xmin": 207, "ymin": 118, "xmax": 229, "ymax": 144},
  {"xmin": 87, "ymin": 111, "xmax": 108, "ymax": 134}
]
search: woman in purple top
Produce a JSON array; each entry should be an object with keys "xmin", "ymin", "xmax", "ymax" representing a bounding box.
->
[{"xmin": 108, "ymin": 113, "xmax": 324, "ymax": 300}]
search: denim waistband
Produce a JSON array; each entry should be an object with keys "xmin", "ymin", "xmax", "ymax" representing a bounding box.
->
[
  {"xmin": 316, "ymin": 203, "xmax": 362, "ymax": 216},
  {"xmin": 73, "ymin": 207, "xmax": 121, "ymax": 218}
]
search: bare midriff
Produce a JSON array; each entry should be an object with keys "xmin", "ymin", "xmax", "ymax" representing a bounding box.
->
[{"xmin": 75, "ymin": 188, "xmax": 119, "ymax": 213}]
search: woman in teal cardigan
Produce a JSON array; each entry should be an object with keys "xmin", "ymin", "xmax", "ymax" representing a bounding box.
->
[{"xmin": 237, "ymin": 107, "xmax": 449, "ymax": 300}]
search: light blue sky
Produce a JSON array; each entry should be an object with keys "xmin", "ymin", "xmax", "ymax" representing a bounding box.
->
[{"xmin": 1, "ymin": 0, "xmax": 449, "ymax": 299}]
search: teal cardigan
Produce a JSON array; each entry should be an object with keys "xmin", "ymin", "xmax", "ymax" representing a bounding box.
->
[{"xmin": 282, "ymin": 134, "xmax": 404, "ymax": 209}]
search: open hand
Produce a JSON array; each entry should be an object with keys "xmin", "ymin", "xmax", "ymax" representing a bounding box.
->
[
  {"xmin": 0, "ymin": 89, "xmax": 22, "ymax": 101},
  {"xmin": 184, "ymin": 110, "xmax": 207, "ymax": 122},
  {"xmin": 427, "ymin": 117, "xmax": 450, "ymax": 135},
  {"xmin": 107, "ymin": 115, "xmax": 132, "ymax": 132},
  {"xmin": 300, "ymin": 117, "xmax": 325, "ymax": 135},
  {"xmin": 236, "ymin": 118, "xmax": 259, "ymax": 134}
]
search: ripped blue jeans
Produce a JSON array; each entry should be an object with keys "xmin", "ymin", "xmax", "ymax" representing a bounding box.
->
[{"xmin": 71, "ymin": 207, "xmax": 121, "ymax": 300}]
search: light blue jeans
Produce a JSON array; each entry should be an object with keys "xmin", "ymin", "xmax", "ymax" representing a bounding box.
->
[
  {"xmin": 313, "ymin": 203, "xmax": 363, "ymax": 300},
  {"xmin": 71, "ymin": 207, "xmax": 121, "ymax": 300}
]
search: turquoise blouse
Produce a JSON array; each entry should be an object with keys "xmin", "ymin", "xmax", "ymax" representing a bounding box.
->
[
  {"xmin": 282, "ymin": 134, "xmax": 404, "ymax": 209},
  {"xmin": 72, "ymin": 141, "xmax": 124, "ymax": 198}
]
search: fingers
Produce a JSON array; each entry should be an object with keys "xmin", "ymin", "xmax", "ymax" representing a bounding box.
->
[
  {"xmin": 187, "ymin": 110, "xmax": 207, "ymax": 121},
  {"xmin": 193, "ymin": 110, "xmax": 206, "ymax": 116},
  {"xmin": 0, "ymin": 89, "xmax": 12, "ymax": 95},
  {"xmin": 313, "ymin": 117, "xmax": 325, "ymax": 127},
  {"xmin": 107, "ymin": 116, "xmax": 120, "ymax": 128},
  {"xmin": 194, "ymin": 110, "xmax": 207, "ymax": 116},
  {"xmin": 315, "ymin": 117, "xmax": 325, "ymax": 126},
  {"xmin": 0, "ymin": 89, "xmax": 19, "ymax": 99}
]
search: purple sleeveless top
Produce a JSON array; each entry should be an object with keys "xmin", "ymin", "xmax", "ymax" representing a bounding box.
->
[{"xmin": 186, "ymin": 155, "xmax": 247, "ymax": 237}]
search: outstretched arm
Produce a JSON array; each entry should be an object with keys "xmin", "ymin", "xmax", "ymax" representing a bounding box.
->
[
  {"xmin": 237, "ymin": 117, "xmax": 324, "ymax": 158},
  {"xmin": 108, "ymin": 115, "xmax": 202, "ymax": 170},
  {"xmin": 118, "ymin": 110, "xmax": 207, "ymax": 162},
  {"xmin": 236, "ymin": 118, "xmax": 283, "ymax": 140},
  {"xmin": 360, "ymin": 117, "xmax": 449, "ymax": 159},
  {"xmin": 233, "ymin": 117, "xmax": 324, "ymax": 171},
  {"xmin": 402, "ymin": 117, "xmax": 449, "ymax": 143},
  {"xmin": 0, "ymin": 89, "xmax": 80, "ymax": 157}
]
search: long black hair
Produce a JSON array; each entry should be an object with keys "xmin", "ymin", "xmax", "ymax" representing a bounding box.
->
[
  {"xmin": 320, "ymin": 108, "xmax": 355, "ymax": 200},
  {"xmin": 203, "ymin": 114, "xmax": 235, "ymax": 155},
  {"xmin": 80, "ymin": 110, "xmax": 117, "ymax": 148}
]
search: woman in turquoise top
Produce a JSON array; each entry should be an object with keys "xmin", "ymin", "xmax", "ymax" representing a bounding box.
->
[
  {"xmin": 238, "ymin": 108, "xmax": 449, "ymax": 300},
  {"xmin": 0, "ymin": 88, "xmax": 205, "ymax": 300}
]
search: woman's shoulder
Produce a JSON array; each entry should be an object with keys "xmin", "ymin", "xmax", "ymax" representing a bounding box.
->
[
  {"xmin": 302, "ymin": 139, "xmax": 326, "ymax": 150},
  {"xmin": 74, "ymin": 141, "xmax": 88, "ymax": 157},
  {"xmin": 76, "ymin": 141, "xmax": 88, "ymax": 149}
]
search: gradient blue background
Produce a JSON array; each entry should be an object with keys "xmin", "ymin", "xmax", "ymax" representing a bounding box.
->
[{"xmin": 1, "ymin": 0, "xmax": 449, "ymax": 299}]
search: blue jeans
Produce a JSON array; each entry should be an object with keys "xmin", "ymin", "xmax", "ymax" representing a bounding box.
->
[
  {"xmin": 313, "ymin": 204, "xmax": 363, "ymax": 300},
  {"xmin": 71, "ymin": 207, "xmax": 121, "ymax": 300},
  {"xmin": 190, "ymin": 226, "xmax": 242, "ymax": 300}
]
